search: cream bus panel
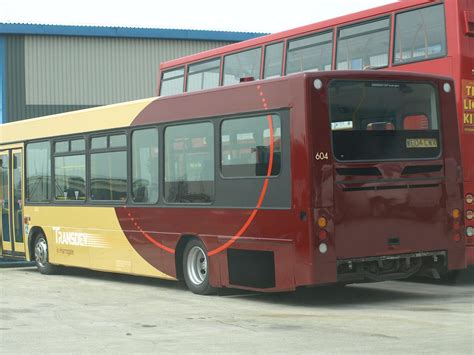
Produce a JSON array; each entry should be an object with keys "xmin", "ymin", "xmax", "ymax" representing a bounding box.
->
[{"xmin": 24, "ymin": 205, "xmax": 174, "ymax": 280}]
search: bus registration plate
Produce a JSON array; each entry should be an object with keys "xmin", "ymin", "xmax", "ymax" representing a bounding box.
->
[{"xmin": 406, "ymin": 138, "xmax": 438, "ymax": 148}]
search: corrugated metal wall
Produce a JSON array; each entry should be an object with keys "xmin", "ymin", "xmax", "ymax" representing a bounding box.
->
[{"xmin": 5, "ymin": 35, "xmax": 231, "ymax": 122}]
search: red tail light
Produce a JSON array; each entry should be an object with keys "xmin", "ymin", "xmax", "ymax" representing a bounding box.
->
[{"xmin": 318, "ymin": 230, "xmax": 328, "ymax": 241}]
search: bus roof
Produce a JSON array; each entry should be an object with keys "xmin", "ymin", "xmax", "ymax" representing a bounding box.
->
[
  {"xmin": 0, "ymin": 98, "xmax": 156, "ymax": 144},
  {"xmin": 160, "ymin": 0, "xmax": 439, "ymax": 70}
]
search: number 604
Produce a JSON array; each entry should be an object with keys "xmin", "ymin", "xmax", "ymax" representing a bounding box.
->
[{"xmin": 315, "ymin": 152, "xmax": 329, "ymax": 160}]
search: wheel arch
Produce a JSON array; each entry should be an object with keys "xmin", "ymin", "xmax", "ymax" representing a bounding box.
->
[
  {"xmin": 174, "ymin": 234, "xmax": 200, "ymax": 280},
  {"xmin": 28, "ymin": 226, "xmax": 46, "ymax": 261}
]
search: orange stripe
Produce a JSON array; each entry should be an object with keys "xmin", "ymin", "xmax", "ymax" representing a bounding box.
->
[
  {"xmin": 125, "ymin": 85, "xmax": 275, "ymax": 257},
  {"xmin": 208, "ymin": 96, "xmax": 275, "ymax": 256},
  {"xmin": 142, "ymin": 231, "xmax": 176, "ymax": 255}
]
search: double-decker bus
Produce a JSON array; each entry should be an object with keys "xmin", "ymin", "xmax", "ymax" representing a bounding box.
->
[
  {"xmin": 0, "ymin": 71, "xmax": 466, "ymax": 294},
  {"xmin": 158, "ymin": 0, "xmax": 474, "ymax": 265}
]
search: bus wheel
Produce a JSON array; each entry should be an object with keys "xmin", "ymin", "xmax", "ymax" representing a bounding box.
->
[
  {"xmin": 34, "ymin": 234, "xmax": 57, "ymax": 275},
  {"xmin": 183, "ymin": 239, "xmax": 216, "ymax": 295}
]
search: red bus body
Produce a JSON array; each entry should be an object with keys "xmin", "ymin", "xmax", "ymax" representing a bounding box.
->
[
  {"xmin": 138, "ymin": 71, "xmax": 464, "ymax": 291},
  {"xmin": 158, "ymin": 0, "xmax": 474, "ymax": 265}
]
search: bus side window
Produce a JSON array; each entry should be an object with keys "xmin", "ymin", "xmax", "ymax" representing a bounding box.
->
[
  {"xmin": 221, "ymin": 115, "xmax": 281, "ymax": 177},
  {"xmin": 263, "ymin": 42, "xmax": 284, "ymax": 79},
  {"xmin": 160, "ymin": 67, "xmax": 185, "ymax": 96},
  {"xmin": 90, "ymin": 134, "xmax": 127, "ymax": 202},
  {"xmin": 187, "ymin": 58, "xmax": 221, "ymax": 92},
  {"xmin": 164, "ymin": 122, "xmax": 214, "ymax": 204},
  {"xmin": 26, "ymin": 141, "xmax": 51, "ymax": 202},
  {"xmin": 132, "ymin": 128, "xmax": 159, "ymax": 204},
  {"xmin": 336, "ymin": 17, "xmax": 390, "ymax": 70},
  {"xmin": 286, "ymin": 31, "xmax": 333, "ymax": 75},
  {"xmin": 223, "ymin": 48, "xmax": 261, "ymax": 86},
  {"xmin": 394, "ymin": 4, "xmax": 447, "ymax": 64},
  {"xmin": 54, "ymin": 138, "xmax": 86, "ymax": 202}
]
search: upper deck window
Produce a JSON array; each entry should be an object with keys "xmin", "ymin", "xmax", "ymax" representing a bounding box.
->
[
  {"xmin": 160, "ymin": 67, "xmax": 185, "ymax": 96},
  {"xmin": 336, "ymin": 18, "xmax": 390, "ymax": 70},
  {"xmin": 263, "ymin": 42, "xmax": 284, "ymax": 79},
  {"xmin": 223, "ymin": 48, "xmax": 261, "ymax": 86},
  {"xmin": 286, "ymin": 31, "xmax": 333, "ymax": 75},
  {"xmin": 394, "ymin": 4, "xmax": 446, "ymax": 64},
  {"xmin": 329, "ymin": 80, "xmax": 440, "ymax": 162},
  {"xmin": 187, "ymin": 58, "xmax": 221, "ymax": 92}
]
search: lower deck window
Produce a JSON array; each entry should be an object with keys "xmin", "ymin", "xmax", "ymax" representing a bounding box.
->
[
  {"xmin": 90, "ymin": 151, "xmax": 127, "ymax": 201},
  {"xmin": 221, "ymin": 115, "xmax": 281, "ymax": 177},
  {"xmin": 164, "ymin": 122, "xmax": 214, "ymax": 203},
  {"xmin": 55, "ymin": 155, "xmax": 86, "ymax": 201}
]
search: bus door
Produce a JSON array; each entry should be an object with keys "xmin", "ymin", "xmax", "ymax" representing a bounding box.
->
[{"xmin": 0, "ymin": 149, "xmax": 25, "ymax": 257}]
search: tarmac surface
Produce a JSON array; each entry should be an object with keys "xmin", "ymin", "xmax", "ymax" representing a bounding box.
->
[{"xmin": 1, "ymin": 266, "xmax": 473, "ymax": 354}]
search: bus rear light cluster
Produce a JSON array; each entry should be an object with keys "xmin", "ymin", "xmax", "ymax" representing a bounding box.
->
[
  {"xmin": 318, "ymin": 230, "xmax": 328, "ymax": 241},
  {"xmin": 451, "ymin": 209, "xmax": 462, "ymax": 242},
  {"xmin": 453, "ymin": 222, "xmax": 461, "ymax": 231},
  {"xmin": 316, "ymin": 215, "xmax": 329, "ymax": 253},
  {"xmin": 317, "ymin": 217, "xmax": 327, "ymax": 228},
  {"xmin": 466, "ymin": 194, "xmax": 473, "ymax": 205},
  {"xmin": 319, "ymin": 243, "xmax": 328, "ymax": 254},
  {"xmin": 467, "ymin": 210, "xmax": 474, "ymax": 220},
  {"xmin": 451, "ymin": 209, "xmax": 461, "ymax": 232},
  {"xmin": 467, "ymin": 227, "xmax": 474, "ymax": 238},
  {"xmin": 452, "ymin": 209, "xmax": 461, "ymax": 219}
]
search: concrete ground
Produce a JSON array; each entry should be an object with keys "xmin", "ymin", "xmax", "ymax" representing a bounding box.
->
[{"xmin": 0, "ymin": 266, "xmax": 473, "ymax": 354}]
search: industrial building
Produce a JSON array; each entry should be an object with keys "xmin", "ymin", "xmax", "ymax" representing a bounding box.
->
[{"xmin": 0, "ymin": 23, "xmax": 263, "ymax": 124}]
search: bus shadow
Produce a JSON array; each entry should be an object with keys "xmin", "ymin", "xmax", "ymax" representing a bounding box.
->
[
  {"xmin": 21, "ymin": 266, "xmax": 188, "ymax": 291},
  {"xmin": 19, "ymin": 266, "xmax": 472, "ymax": 307},
  {"xmin": 405, "ymin": 267, "xmax": 474, "ymax": 287},
  {"xmin": 220, "ymin": 284, "xmax": 442, "ymax": 307}
]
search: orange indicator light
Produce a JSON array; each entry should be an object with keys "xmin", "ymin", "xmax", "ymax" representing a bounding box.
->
[
  {"xmin": 452, "ymin": 209, "xmax": 461, "ymax": 219},
  {"xmin": 317, "ymin": 217, "xmax": 328, "ymax": 228}
]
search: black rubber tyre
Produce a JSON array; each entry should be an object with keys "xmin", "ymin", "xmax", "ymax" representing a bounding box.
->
[
  {"xmin": 182, "ymin": 239, "xmax": 216, "ymax": 295},
  {"xmin": 33, "ymin": 234, "xmax": 58, "ymax": 275}
]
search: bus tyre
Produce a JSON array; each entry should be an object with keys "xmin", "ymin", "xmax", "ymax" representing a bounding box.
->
[
  {"xmin": 34, "ymin": 234, "xmax": 57, "ymax": 275},
  {"xmin": 183, "ymin": 239, "xmax": 216, "ymax": 295}
]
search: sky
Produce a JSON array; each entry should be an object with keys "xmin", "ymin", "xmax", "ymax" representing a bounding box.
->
[{"xmin": 0, "ymin": 0, "xmax": 396, "ymax": 33}]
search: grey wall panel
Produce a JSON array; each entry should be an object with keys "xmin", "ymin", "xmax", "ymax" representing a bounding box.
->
[
  {"xmin": 25, "ymin": 104, "xmax": 96, "ymax": 118},
  {"xmin": 6, "ymin": 36, "xmax": 26, "ymax": 122},
  {"xmin": 24, "ymin": 36, "xmax": 231, "ymax": 107}
]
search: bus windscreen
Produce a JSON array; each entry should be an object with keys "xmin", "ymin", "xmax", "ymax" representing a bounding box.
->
[{"xmin": 328, "ymin": 80, "xmax": 441, "ymax": 161}]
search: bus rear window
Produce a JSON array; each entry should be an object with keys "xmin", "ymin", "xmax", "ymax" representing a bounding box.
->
[{"xmin": 328, "ymin": 81, "xmax": 441, "ymax": 161}]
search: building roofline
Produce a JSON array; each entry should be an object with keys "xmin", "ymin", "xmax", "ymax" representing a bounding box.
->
[{"xmin": 0, "ymin": 23, "xmax": 266, "ymax": 42}]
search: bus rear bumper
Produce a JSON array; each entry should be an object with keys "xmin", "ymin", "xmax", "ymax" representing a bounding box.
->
[{"xmin": 336, "ymin": 251, "xmax": 447, "ymax": 283}]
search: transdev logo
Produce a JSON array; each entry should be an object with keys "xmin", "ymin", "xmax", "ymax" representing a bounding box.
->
[{"xmin": 52, "ymin": 227, "xmax": 110, "ymax": 248}]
